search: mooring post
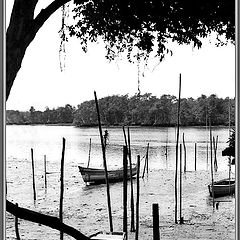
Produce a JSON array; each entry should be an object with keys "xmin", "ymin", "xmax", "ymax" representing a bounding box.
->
[
  {"xmin": 206, "ymin": 144, "xmax": 208, "ymax": 169},
  {"xmin": 135, "ymin": 155, "xmax": 140, "ymax": 240},
  {"xmin": 142, "ymin": 144, "xmax": 149, "ymax": 178},
  {"xmin": 146, "ymin": 143, "xmax": 149, "ymax": 175},
  {"xmin": 59, "ymin": 137, "xmax": 66, "ymax": 240},
  {"xmin": 213, "ymin": 136, "xmax": 216, "ymax": 171},
  {"xmin": 31, "ymin": 148, "xmax": 36, "ymax": 201},
  {"xmin": 206, "ymin": 114, "xmax": 209, "ymax": 167},
  {"xmin": 194, "ymin": 143, "xmax": 197, "ymax": 171},
  {"xmin": 179, "ymin": 144, "xmax": 184, "ymax": 224},
  {"xmin": 87, "ymin": 138, "xmax": 91, "ymax": 168},
  {"xmin": 127, "ymin": 127, "xmax": 135, "ymax": 232},
  {"xmin": 123, "ymin": 146, "xmax": 128, "ymax": 240},
  {"xmin": 142, "ymin": 156, "xmax": 147, "ymax": 178},
  {"xmin": 15, "ymin": 203, "xmax": 20, "ymax": 240},
  {"xmin": 175, "ymin": 73, "xmax": 181, "ymax": 224},
  {"xmin": 94, "ymin": 91, "xmax": 113, "ymax": 232},
  {"xmin": 182, "ymin": 133, "xmax": 186, "ymax": 172},
  {"xmin": 153, "ymin": 203, "xmax": 160, "ymax": 240},
  {"xmin": 44, "ymin": 155, "xmax": 47, "ymax": 188},
  {"xmin": 209, "ymin": 119, "xmax": 215, "ymax": 208},
  {"xmin": 214, "ymin": 135, "xmax": 218, "ymax": 171},
  {"xmin": 123, "ymin": 126, "xmax": 128, "ymax": 148}
]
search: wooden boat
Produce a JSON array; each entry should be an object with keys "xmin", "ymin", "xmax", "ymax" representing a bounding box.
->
[
  {"xmin": 208, "ymin": 178, "xmax": 235, "ymax": 197},
  {"xmin": 78, "ymin": 164, "xmax": 137, "ymax": 184},
  {"xmin": 90, "ymin": 232, "xmax": 126, "ymax": 240}
]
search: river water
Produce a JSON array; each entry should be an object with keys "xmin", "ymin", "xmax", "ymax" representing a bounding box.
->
[
  {"xmin": 7, "ymin": 125, "xmax": 231, "ymax": 171},
  {"xmin": 6, "ymin": 125, "xmax": 235, "ymax": 239}
]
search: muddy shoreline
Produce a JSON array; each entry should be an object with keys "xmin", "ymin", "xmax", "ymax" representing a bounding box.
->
[{"xmin": 6, "ymin": 157, "xmax": 235, "ymax": 239}]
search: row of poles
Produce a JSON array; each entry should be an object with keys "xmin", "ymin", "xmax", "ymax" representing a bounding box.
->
[
  {"xmin": 174, "ymin": 74, "xmax": 220, "ymax": 224},
  {"xmin": 172, "ymin": 133, "xmax": 219, "ymax": 173},
  {"xmin": 15, "ymin": 91, "xmax": 152, "ymax": 240},
  {"xmin": 94, "ymin": 91, "xmax": 161, "ymax": 240},
  {"xmin": 30, "ymin": 150, "xmax": 48, "ymax": 202},
  {"xmin": 95, "ymin": 91, "xmax": 141, "ymax": 239},
  {"xmin": 15, "ymin": 138, "xmax": 66, "ymax": 240},
  {"xmin": 16, "ymin": 84, "xmax": 222, "ymax": 239}
]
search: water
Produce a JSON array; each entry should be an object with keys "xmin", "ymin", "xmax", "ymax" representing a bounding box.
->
[
  {"xmin": 6, "ymin": 125, "xmax": 235, "ymax": 239},
  {"xmin": 7, "ymin": 125, "xmax": 231, "ymax": 171}
]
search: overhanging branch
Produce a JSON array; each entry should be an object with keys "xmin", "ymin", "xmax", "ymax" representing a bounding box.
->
[
  {"xmin": 6, "ymin": 200, "xmax": 90, "ymax": 240},
  {"xmin": 34, "ymin": 0, "xmax": 86, "ymax": 33}
]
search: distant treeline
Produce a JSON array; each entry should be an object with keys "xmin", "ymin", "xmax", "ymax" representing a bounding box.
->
[
  {"xmin": 7, "ymin": 93, "xmax": 235, "ymax": 127},
  {"xmin": 7, "ymin": 105, "xmax": 75, "ymax": 125}
]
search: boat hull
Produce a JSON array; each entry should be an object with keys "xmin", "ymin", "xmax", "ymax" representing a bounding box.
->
[
  {"xmin": 78, "ymin": 164, "xmax": 137, "ymax": 184},
  {"xmin": 208, "ymin": 178, "xmax": 235, "ymax": 197},
  {"xmin": 90, "ymin": 232, "xmax": 126, "ymax": 240}
]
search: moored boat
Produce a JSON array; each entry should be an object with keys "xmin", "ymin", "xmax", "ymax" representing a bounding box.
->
[
  {"xmin": 90, "ymin": 232, "xmax": 126, "ymax": 240},
  {"xmin": 78, "ymin": 164, "xmax": 137, "ymax": 184},
  {"xmin": 208, "ymin": 178, "xmax": 235, "ymax": 197}
]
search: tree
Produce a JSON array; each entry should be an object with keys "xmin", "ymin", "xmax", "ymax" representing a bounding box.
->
[
  {"xmin": 222, "ymin": 129, "xmax": 235, "ymax": 160},
  {"xmin": 5, "ymin": 0, "xmax": 235, "ymax": 232},
  {"xmin": 7, "ymin": 0, "xmax": 234, "ymax": 100}
]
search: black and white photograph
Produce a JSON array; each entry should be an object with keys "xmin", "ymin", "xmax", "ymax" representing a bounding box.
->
[{"xmin": 5, "ymin": 1, "xmax": 236, "ymax": 239}]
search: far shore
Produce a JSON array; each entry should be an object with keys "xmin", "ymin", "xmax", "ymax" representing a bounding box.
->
[{"xmin": 6, "ymin": 123, "xmax": 232, "ymax": 128}]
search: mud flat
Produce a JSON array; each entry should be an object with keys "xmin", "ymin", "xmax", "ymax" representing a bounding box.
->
[{"xmin": 6, "ymin": 156, "xmax": 234, "ymax": 239}]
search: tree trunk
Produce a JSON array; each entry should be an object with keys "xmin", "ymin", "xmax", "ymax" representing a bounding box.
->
[{"xmin": 6, "ymin": 0, "xmax": 72, "ymax": 100}]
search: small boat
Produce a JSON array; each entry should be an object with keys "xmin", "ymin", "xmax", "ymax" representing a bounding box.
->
[
  {"xmin": 208, "ymin": 178, "xmax": 235, "ymax": 197},
  {"xmin": 90, "ymin": 232, "xmax": 126, "ymax": 240},
  {"xmin": 78, "ymin": 164, "xmax": 137, "ymax": 184}
]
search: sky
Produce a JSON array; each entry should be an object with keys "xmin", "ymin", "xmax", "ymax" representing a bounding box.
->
[{"xmin": 6, "ymin": 1, "xmax": 235, "ymax": 111}]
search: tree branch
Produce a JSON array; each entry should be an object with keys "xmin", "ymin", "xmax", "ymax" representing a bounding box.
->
[
  {"xmin": 6, "ymin": 200, "xmax": 90, "ymax": 240},
  {"xmin": 34, "ymin": 0, "xmax": 86, "ymax": 33}
]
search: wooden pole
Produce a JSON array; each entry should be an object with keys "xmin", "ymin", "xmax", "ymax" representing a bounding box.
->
[
  {"xmin": 165, "ymin": 144, "xmax": 168, "ymax": 161},
  {"xmin": 127, "ymin": 127, "xmax": 135, "ymax": 232},
  {"xmin": 135, "ymin": 155, "xmax": 140, "ymax": 240},
  {"xmin": 31, "ymin": 148, "xmax": 36, "ymax": 201},
  {"xmin": 59, "ymin": 137, "xmax": 66, "ymax": 240},
  {"xmin": 182, "ymin": 133, "xmax": 186, "ymax": 172},
  {"xmin": 214, "ymin": 135, "xmax": 218, "ymax": 171},
  {"xmin": 87, "ymin": 138, "xmax": 91, "ymax": 168},
  {"xmin": 146, "ymin": 143, "xmax": 149, "ymax": 175},
  {"xmin": 228, "ymin": 99, "xmax": 231, "ymax": 194},
  {"xmin": 175, "ymin": 73, "xmax": 181, "ymax": 224},
  {"xmin": 206, "ymin": 144, "xmax": 208, "ymax": 168},
  {"xmin": 152, "ymin": 203, "xmax": 160, "ymax": 240},
  {"xmin": 15, "ymin": 203, "xmax": 20, "ymax": 240},
  {"xmin": 142, "ymin": 144, "xmax": 149, "ymax": 178},
  {"xmin": 123, "ymin": 126, "xmax": 128, "ymax": 147},
  {"xmin": 123, "ymin": 146, "xmax": 128, "ymax": 240},
  {"xmin": 94, "ymin": 91, "xmax": 113, "ymax": 232},
  {"xmin": 165, "ymin": 128, "xmax": 168, "ymax": 161},
  {"xmin": 209, "ymin": 119, "xmax": 215, "ymax": 208},
  {"xmin": 229, "ymin": 99, "xmax": 231, "ymax": 134},
  {"xmin": 179, "ymin": 144, "xmax": 183, "ymax": 224},
  {"xmin": 213, "ymin": 136, "xmax": 216, "ymax": 171},
  {"xmin": 206, "ymin": 110, "xmax": 208, "ymax": 166},
  {"xmin": 44, "ymin": 155, "xmax": 47, "ymax": 188},
  {"xmin": 142, "ymin": 155, "xmax": 147, "ymax": 178},
  {"xmin": 194, "ymin": 143, "xmax": 197, "ymax": 171}
]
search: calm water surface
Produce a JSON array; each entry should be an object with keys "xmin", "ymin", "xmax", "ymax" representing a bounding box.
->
[{"xmin": 6, "ymin": 125, "xmax": 231, "ymax": 171}]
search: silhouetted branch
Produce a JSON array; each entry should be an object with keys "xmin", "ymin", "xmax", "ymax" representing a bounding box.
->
[{"xmin": 6, "ymin": 200, "xmax": 90, "ymax": 240}]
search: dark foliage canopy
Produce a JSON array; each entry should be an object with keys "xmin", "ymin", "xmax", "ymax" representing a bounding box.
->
[
  {"xmin": 69, "ymin": 0, "xmax": 235, "ymax": 62},
  {"xmin": 6, "ymin": 0, "xmax": 234, "ymax": 99}
]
